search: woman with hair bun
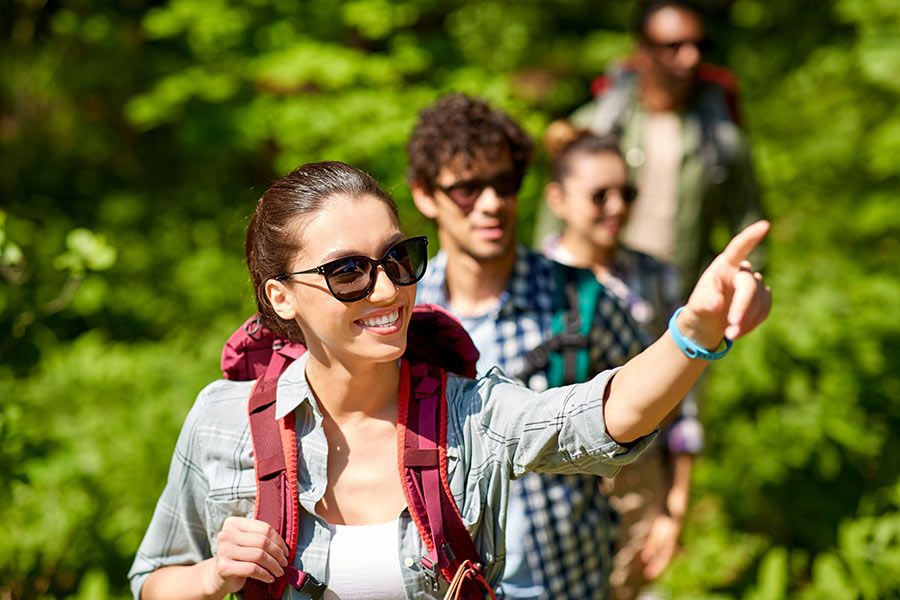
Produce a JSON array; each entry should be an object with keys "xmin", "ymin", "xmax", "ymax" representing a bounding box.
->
[{"xmin": 543, "ymin": 121, "xmax": 705, "ymax": 599}]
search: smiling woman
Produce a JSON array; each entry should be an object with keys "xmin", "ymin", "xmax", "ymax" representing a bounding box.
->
[{"xmin": 128, "ymin": 160, "xmax": 771, "ymax": 600}]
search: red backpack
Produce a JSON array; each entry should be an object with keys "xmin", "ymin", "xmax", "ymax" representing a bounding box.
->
[{"xmin": 220, "ymin": 304, "xmax": 496, "ymax": 600}]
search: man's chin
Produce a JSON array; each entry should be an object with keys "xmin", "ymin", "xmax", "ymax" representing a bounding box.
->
[{"xmin": 467, "ymin": 238, "xmax": 515, "ymax": 262}]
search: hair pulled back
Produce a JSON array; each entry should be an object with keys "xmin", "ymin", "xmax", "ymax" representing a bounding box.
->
[
  {"xmin": 544, "ymin": 119, "xmax": 624, "ymax": 183},
  {"xmin": 246, "ymin": 161, "xmax": 399, "ymax": 343}
]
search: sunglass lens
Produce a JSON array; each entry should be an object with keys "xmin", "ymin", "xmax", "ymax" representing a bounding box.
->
[
  {"xmin": 385, "ymin": 238, "xmax": 427, "ymax": 285},
  {"xmin": 624, "ymin": 185, "xmax": 638, "ymax": 203},
  {"xmin": 493, "ymin": 173, "xmax": 521, "ymax": 197},
  {"xmin": 448, "ymin": 184, "xmax": 482, "ymax": 208},
  {"xmin": 592, "ymin": 188, "xmax": 609, "ymax": 205},
  {"xmin": 323, "ymin": 257, "xmax": 373, "ymax": 301}
]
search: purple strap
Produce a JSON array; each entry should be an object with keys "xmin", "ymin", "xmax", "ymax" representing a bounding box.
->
[
  {"xmin": 413, "ymin": 362, "xmax": 445, "ymax": 568},
  {"xmin": 244, "ymin": 350, "xmax": 327, "ymax": 600}
]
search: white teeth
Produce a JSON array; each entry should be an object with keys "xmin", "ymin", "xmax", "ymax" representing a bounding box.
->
[{"xmin": 360, "ymin": 310, "xmax": 400, "ymax": 328}]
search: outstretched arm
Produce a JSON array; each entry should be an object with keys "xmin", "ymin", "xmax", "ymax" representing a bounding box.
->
[{"xmin": 604, "ymin": 221, "xmax": 772, "ymax": 443}]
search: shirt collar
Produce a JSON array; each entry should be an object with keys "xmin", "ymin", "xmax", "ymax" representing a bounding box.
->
[
  {"xmin": 274, "ymin": 352, "xmax": 319, "ymax": 420},
  {"xmin": 423, "ymin": 245, "xmax": 549, "ymax": 317},
  {"xmin": 501, "ymin": 246, "xmax": 552, "ymax": 314}
]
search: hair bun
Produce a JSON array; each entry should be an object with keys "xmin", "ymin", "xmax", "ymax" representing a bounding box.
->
[{"xmin": 543, "ymin": 120, "xmax": 591, "ymax": 161}]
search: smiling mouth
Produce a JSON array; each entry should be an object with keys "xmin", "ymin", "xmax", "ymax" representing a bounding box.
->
[{"xmin": 357, "ymin": 308, "xmax": 401, "ymax": 328}]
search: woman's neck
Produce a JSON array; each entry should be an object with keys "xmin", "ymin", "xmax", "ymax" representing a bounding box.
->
[
  {"xmin": 304, "ymin": 352, "xmax": 400, "ymax": 421},
  {"xmin": 559, "ymin": 230, "xmax": 616, "ymax": 276}
]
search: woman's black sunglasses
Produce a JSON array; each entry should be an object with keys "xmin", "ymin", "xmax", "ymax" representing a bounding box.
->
[
  {"xmin": 275, "ymin": 236, "xmax": 429, "ymax": 303},
  {"xmin": 592, "ymin": 184, "xmax": 638, "ymax": 206}
]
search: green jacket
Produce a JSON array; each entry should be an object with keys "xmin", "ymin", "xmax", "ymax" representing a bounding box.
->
[{"xmin": 569, "ymin": 66, "xmax": 764, "ymax": 293}]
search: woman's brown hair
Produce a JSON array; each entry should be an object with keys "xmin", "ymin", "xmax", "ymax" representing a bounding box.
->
[
  {"xmin": 544, "ymin": 119, "xmax": 623, "ymax": 182},
  {"xmin": 245, "ymin": 161, "xmax": 399, "ymax": 343}
]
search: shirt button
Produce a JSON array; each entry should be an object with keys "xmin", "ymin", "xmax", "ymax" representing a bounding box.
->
[
  {"xmin": 626, "ymin": 147, "xmax": 645, "ymax": 168},
  {"xmin": 404, "ymin": 557, "xmax": 415, "ymax": 568}
]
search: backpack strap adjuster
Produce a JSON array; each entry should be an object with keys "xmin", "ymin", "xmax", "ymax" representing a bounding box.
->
[
  {"xmin": 298, "ymin": 573, "xmax": 327, "ymax": 599},
  {"xmin": 285, "ymin": 567, "xmax": 326, "ymax": 599},
  {"xmin": 419, "ymin": 556, "xmax": 440, "ymax": 592}
]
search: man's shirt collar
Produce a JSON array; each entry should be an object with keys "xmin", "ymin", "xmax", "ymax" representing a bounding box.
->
[{"xmin": 422, "ymin": 246, "xmax": 554, "ymax": 317}]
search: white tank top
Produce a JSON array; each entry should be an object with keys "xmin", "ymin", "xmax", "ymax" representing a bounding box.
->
[{"xmin": 322, "ymin": 519, "xmax": 406, "ymax": 599}]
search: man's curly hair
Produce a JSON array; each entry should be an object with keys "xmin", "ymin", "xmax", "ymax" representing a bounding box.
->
[{"xmin": 406, "ymin": 93, "xmax": 533, "ymax": 190}]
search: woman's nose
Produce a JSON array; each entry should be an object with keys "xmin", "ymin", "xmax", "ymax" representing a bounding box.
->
[
  {"xmin": 368, "ymin": 265, "xmax": 399, "ymax": 302},
  {"xmin": 604, "ymin": 191, "xmax": 628, "ymax": 215}
]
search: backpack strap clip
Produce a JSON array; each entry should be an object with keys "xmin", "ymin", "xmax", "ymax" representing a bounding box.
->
[
  {"xmin": 419, "ymin": 556, "xmax": 440, "ymax": 592},
  {"xmin": 285, "ymin": 568, "xmax": 326, "ymax": 599}
]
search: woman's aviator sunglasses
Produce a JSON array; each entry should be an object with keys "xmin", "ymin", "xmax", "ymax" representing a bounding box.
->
[{"xmin": 275, "ymin": 236, "xmax": 429, "ymax": 303}]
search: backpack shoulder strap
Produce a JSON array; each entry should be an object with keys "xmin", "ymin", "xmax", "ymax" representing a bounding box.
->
[
  {"xmin": 243, "ymin": 351, "xmax": 327, "ymax": 600},
  {"xmin": 697, "ymin": 62, "xmax": 743, "ymax": 126},
  {"xmin": 399, "ymin": 359, "xmax": 494, "ymax": 600},
  {"xmin": 548, "ymin": 263, "xmax": 603, "ymax": 386},
  {"xmin": 515, "ymin": 263, "xmax": 602, "ymax": 387}
]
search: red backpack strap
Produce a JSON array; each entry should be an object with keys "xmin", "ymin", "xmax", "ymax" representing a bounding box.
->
[
  {"xmin": 698, "ymin": 62, "xmax": 743, "ymax": 126},
  {"xmin": 399, "ymin": 359, "xmax": 496, "ymax": 600},
  {"xmin": 243, "ymin": 351, "xmax": 326, "ymax": 600}
]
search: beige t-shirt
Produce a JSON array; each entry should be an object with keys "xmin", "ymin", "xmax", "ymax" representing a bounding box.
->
[{"xmin": 622, "ymin": 111, "xmax": 682, "ymax": 262}]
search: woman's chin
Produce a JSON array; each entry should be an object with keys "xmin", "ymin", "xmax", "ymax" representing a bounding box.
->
[{"xmin": 359, "ymin": 340, "xmax": 407, "ymax": 364}]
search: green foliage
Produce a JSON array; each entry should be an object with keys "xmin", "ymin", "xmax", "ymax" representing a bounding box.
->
[
  {"xmin": 0, "ymin": 328, "xmax": 226, "ymax": 598},
  {"xmin": 1, "ymin": 0, "xmax": 897, "ymax": 598}
]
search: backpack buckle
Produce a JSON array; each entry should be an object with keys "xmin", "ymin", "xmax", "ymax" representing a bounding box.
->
[
  {"xmin": 420, "ymin": 556, "xmax": 440, "ymax": 592},
  {"xmin": 298, "ymin": 572, "xmax": 327, "ymax": 599}
]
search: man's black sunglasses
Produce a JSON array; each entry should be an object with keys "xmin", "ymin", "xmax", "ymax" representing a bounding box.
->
[
  {"xmin": 433, "ymin": 170, "xmax": 522, "ymax": 210},
  {"xmin": 593, "ymin": 184, "xmax": 638, "ymax": 206},
  {"xmin": 275, "ymin": 236, "xmax": 429, "ymax": 303}
]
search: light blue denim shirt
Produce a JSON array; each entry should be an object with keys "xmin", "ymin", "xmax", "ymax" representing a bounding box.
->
[{"xmin": 129, "ymin": 353, "xmax": 655, "ymax": 599}]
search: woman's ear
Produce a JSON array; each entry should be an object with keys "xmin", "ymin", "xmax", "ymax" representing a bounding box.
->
[
  {"xmin": 411, "ymin": 182, "xmax": 439, "ymax": 219},
  {"xmin": 545, "ymin": 182, "xmax": 567, "ymax": 219},
  {"xmin": 265, "ymin": 279, "xmax": 297, "ymax": 320}
]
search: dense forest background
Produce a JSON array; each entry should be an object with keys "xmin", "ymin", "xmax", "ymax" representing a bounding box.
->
[{"xmin": 2, "ymin": 0, "xmax": 898, "ymax": 598}]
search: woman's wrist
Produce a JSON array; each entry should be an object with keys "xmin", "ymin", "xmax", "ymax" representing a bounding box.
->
[
  {"xmin": 200, "ymin": 558, "xmax": 229, "ymax": 600},
  {"xmin": 674, "ymin": 306, "xmax": 726, "ymax": 351}
]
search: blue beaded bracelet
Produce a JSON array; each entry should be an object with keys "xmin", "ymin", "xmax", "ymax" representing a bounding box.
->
[{"xmin": 668, "ymin": 306, "xmax": 733, "ymax": 360}]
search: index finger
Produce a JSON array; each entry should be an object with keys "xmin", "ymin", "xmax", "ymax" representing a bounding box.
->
[{"xmin": 718, "ymin": 220, "xmax": 770, "ymax": 266}]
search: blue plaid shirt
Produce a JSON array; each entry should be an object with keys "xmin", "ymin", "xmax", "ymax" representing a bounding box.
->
[{"xmin": 417, "ymin": 247, "xmax": 647, "ymax": 599}]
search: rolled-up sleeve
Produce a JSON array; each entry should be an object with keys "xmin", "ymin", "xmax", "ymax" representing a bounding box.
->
[
  {"xmin": 447, "ymin": 367, "xmax": 657, "ymax": 481},
  {"xmin": 128, "ymin": 389, "xmax": 213, "ymax": 599}
]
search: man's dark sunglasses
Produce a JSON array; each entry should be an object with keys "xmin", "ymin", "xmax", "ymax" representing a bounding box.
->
[
  {"xmin": 433, "ymin": 170, "xmax": 522, "ymax": 210},
  {"xmin": 593, "ymin": 184, "xmax": 638, "ymax": 206},
  {"xmin": 649, "ymin": 37, "xmax": 712, "ymax": 55},
  {"xmin": 275, "ymin": 236, "xmax": 429, "ymax": 303}
]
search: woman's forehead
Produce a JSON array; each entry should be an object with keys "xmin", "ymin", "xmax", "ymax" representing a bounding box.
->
[
  {"xmin": 292, "ymin": 195, "xmax": 401, "ymax": 261},
  {"xmin": 567, "ymin": 151, "xmax": 626, "ymax": 180}
]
